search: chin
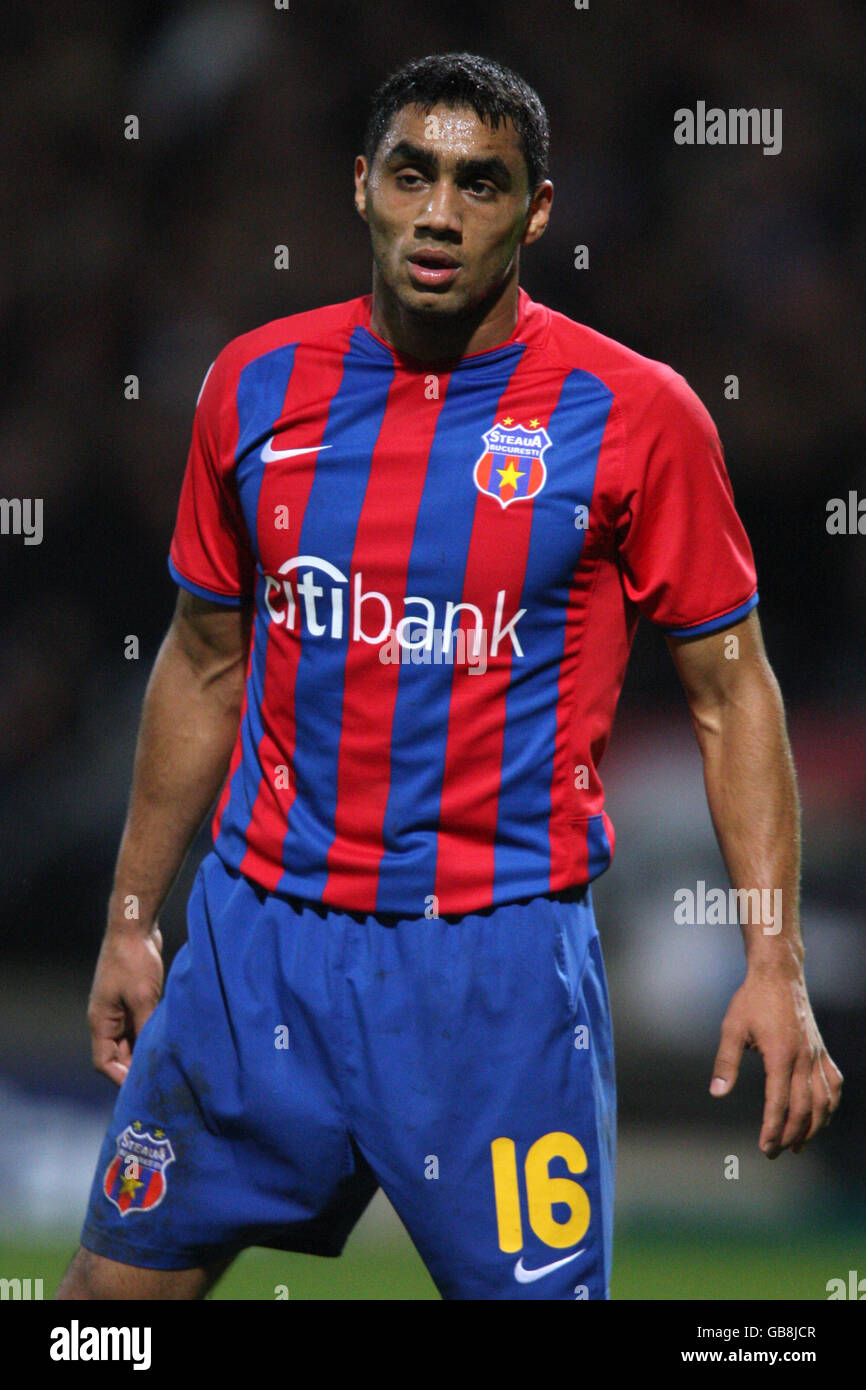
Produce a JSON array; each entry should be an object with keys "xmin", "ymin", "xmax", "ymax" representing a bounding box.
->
[
  {"xmin": 405, "ymin": 293, "xmax": 462, "ymax": 316},
  {"xmin": 398, "ymin": 281, "xmax": 469, "ymax": 316}
]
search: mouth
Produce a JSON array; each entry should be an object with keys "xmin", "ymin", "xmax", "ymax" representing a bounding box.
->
[{"xmin": 406, "ymin": 249, "xmax": 462, "ymax": 289}]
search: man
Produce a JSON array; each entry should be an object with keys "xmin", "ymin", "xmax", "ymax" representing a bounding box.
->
[{"xmin": 58, "ymin": 52, "xmax": 841, "ymax": 1301}]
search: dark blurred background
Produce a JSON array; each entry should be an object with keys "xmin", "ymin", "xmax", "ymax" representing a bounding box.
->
[{"xmin": 1, "ymin": 0, "xmax": 863, "ymax": 1298}]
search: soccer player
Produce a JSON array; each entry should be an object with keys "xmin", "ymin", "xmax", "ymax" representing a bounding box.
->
[{"xmin": 57, "ymin": 53, "xmax": 841, "ymax": 1301}]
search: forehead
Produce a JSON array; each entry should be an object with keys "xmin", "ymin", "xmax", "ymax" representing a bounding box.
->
[{"xmin": 378, "ymin": 102, "xmax": 526, "ymax": 174}]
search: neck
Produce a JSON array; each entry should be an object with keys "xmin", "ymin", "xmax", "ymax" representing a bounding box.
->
[{"xmin": 368, "ymin": 267, "xmax": 521, "ymax": 362}]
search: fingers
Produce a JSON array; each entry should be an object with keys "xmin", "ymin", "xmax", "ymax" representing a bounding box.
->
[
  {"xmin": 88, "ymin": 977, "xmax": 160, "ymax": 1085},
  {"xmin": 90, "ymin": 1029, "xmax": 130, "ymax": 1087},
  {"xmin": 796, "ymin": 1052, "xmax": 844, "ymax": 1151},
  {"xmin": 715, "ymin": 977, "xmax": 844, "ymax": 1158},
  {"xmin": 130, "ymin": 992, "xmax": 159, "ymax": 1041},
  {"xmin": 88, "ymin": 992, "xmax": 137, "ymax": 1087},
  {"xmin": 778, "ymin": 1053, "xmax": 813, "ymax": 1155},
  {"xmin": 762, "ymin": 1048, "xmax": 844, "ymax": 1158},
  {"xmin": 824, "ymin": 1054, "xmax": 844, "ymax": 1114},
  {"xmin": 86, "ymin": 926, "xmax": 165, "ymax": 1088},
  {"xmin": 795, "ymin": 1056, "xmax": 828, "ymax": 1152},
  {"xmin": 709, "ymin": 1017, "xmax": 746, "ymax": 1098},
  {"xmin": 758, "ymin": 1052, "xmax": 795, "ymax": 1158}
]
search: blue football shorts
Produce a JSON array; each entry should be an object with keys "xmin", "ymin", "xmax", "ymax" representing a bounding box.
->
[{"xmin": 81, "ymin": 850, "xmax": 616, "ymax": 1300}]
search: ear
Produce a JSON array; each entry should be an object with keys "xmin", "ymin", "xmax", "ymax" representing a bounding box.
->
[
  {"xmin": 521, "ymin": 180, "xmax": 554, "ymax": 246},
  {"xmin": 354, "ymin": 155, "xmax": 370, "ymax": 222}
]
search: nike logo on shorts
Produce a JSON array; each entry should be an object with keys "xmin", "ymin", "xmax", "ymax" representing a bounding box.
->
[{"xmin": 513, "ymin": 1248, "xmax": 585, "ymax": 1284}]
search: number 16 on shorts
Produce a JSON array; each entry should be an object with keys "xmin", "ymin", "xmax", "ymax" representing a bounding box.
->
[{"xmin": 491, "ymin": 1132, "xmax": 592, "ymax": 1295}]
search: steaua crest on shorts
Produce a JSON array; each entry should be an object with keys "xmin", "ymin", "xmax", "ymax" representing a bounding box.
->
[
  {"xmin": 473, "ymin": 417, "xmax": 551, "ymax": 509},
  {"xmin": 103, "ymin": 1121, "xmax": 175, "ymax": 1216}
]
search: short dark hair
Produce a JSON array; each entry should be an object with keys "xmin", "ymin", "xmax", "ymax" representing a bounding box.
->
[{"xmin": 363, "ymin": 52, "xmax": 550, "ymax": 193}]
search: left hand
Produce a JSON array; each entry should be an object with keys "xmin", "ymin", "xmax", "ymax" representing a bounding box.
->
[{"xmin": 709, "ymin": 965, "xmax": 843, "ymax": 1157}]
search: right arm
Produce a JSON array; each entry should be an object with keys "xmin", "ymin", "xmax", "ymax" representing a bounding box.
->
[{"xmin": 89, "ymin": 588, "xmax": 252, "ymax": 1084}]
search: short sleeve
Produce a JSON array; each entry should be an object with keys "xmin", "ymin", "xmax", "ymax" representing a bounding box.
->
[
  {"xmin": 615, "ymin": 371, "xmax": 759, "ymax": 636},
  {"xmin": 168, "ymin": 353, "xmax": 256, "ymax": 605}
]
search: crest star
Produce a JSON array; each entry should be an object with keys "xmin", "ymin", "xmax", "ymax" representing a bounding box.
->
[
  {"xmin": 120, "ymin": 1174, "xmax": 144, "ymax": 1198},
  {"xmin": 132, "ymin": 1120, "xmax": 142, "ymax": 1131},
  {"xmin": 497, "ymin": 460, "xmax": 525, "ymax": 491},
  {"xmin": 154, "ymin": 1129, "xmax": 165, "ymax": 1138},
  {"xmin": 529, "ymin": 417, "xmax": 540, "ymax": 427},
  {"xmin": 502, "ymin": 416, "xmax": 514, "ymax": 426}
]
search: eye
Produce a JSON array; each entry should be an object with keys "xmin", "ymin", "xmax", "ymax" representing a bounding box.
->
[
  {"xmin": 396, "ymin": 171, "xmax": 426, "ymax": 189},
  {"xmin": 466, "ymin": 180, "xmax": 496, "ymax": 198}
]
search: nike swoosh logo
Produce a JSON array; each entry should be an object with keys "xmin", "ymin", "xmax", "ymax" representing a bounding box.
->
[
  {"xmin": 513, "ymin": 1249, "xmax": 585, "ymax": 1284},
  {"xmin": 261, "ymin": 437, "xmax": 332, "ymax": 461}
]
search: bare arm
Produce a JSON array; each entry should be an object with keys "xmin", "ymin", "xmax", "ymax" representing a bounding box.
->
[
  {"xmin": 89, "ymin": 588, "xmax": 252, "ymax": 1083},
  {"xmin": 665, "ymin": 609, "xmax": 842, "ymax": 1156}
]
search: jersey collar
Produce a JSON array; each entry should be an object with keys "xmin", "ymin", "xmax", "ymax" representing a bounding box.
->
[{"xmin": 352, "ymin": 286, "xmax": 549, "ymax": 371}]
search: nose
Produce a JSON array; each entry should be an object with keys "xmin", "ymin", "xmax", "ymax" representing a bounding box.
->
[{"xmin": 415, "ymin": 180, "xmax": 462, "ymax": 238}]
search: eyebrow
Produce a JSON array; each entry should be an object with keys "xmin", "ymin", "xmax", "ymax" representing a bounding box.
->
[{"xmin": 383, "ymin": 140, "xmax": 514, "ymax": 189}]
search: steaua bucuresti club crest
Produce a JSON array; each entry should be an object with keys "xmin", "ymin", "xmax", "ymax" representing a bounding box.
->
[
  {"xmin": 473, "ymin": 417, "xmax": 551, "ymax": 509},
  {"xmin": 103, "ymin": 1121, "xmax": 175, "ymax": 1216}
]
